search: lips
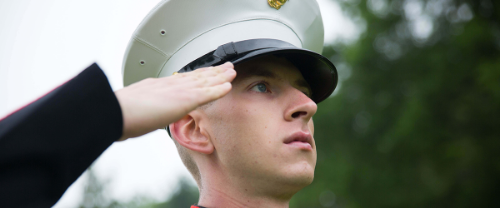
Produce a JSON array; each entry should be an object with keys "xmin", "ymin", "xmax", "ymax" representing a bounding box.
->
[{"xmin": 284, "ymin": 131, "xmax": 313, "ymax": 150}]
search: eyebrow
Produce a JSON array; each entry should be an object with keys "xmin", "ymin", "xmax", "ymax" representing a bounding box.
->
[{"xmin": 240, "ymin": 66, "xmax": 281, "ymax": 80}]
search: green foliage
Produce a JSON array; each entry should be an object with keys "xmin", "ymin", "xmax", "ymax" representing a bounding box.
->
[
  {"xmin": 291, "ymin": 0, "xmax": 500, "ymax": 207},
  {"xmin": 152, "ymin": 178, "xmax": 199, "ymax": 208},
  {"xmin": 79, "ymin": 168, "xmax": 109, "ymax": 208},
  {"xmin": 78, "ymin": 173, "xmax": 199, "ymax": 208}
]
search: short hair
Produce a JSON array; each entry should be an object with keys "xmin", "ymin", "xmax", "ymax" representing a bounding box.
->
[
  {"xmin": 170, "ymin": 101, "xmax": 214, "ymax": 188},
  {"xmin": 172, "ymin": 139, "xmax": 201, "ymax": 186}
]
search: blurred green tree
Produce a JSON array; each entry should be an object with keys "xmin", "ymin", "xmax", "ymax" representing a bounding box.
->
[
  {"xmin": 291, "ymin": 0, "xmax": 500, "ymax": 207},
  {"xmin": 78, "ymin": 172, "xmax": 198, "ymax": 208},
  {"xmin": 79, "ymin": 168, "xmax": 112, "ymax": 208},
  {"xmin": 152, "ymin": 178, "xmax": 199, "ymax": 208}
]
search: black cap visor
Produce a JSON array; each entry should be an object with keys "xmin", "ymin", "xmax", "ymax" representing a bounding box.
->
[{"xmin": 177, "ymin": 39, "xmax": 338, "ymax": 103}]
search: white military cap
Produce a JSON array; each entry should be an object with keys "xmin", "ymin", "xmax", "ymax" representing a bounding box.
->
[{"xmin": 123, "ymin": 0, "xmax": 338, "ymax": 103}]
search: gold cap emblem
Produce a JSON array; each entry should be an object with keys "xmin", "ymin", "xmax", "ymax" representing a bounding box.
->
[{"xmin": 268, "ymin": 0, "xmax": 288, "ymax": 10}]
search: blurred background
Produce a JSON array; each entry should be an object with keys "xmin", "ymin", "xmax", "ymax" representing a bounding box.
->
[{"xmin": 1, "ymin": 0, "xmax": 499, "ymax": 207}]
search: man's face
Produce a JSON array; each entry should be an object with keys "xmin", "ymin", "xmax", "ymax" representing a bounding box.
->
[{"xmin": 200, "ymin": 55, "xmax": 317, "ymax": 192}]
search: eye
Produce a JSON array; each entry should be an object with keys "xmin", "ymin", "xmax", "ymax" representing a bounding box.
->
[{"xmin": 251, "ymin": 83, "xmax": 268, "ymax": 93}]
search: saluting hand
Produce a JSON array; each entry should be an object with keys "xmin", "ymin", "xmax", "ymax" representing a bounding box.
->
[{"xmin": 115, "ymin": 62, "xmax": 236, "ymax": 140}]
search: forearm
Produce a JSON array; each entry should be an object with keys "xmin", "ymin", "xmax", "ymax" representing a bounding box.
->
[{"xmin": 0, "ymin": 63, "xmax": 122, "ymax": 207}]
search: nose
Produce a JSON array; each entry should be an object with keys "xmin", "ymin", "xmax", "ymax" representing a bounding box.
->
[{"xmin": 284, "ymin": 89, "xmax": 318, "ymax": 122}]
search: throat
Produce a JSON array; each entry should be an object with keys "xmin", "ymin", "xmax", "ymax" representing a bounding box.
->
[{"xmin": 197, "ymin": 186, "xmax": 291, "ymax": 208}]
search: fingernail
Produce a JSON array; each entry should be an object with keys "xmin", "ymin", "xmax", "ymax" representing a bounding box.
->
[
  {"xmin": 225, "ymin": 68, "xmax": 236, "ymax": 74},
  {"xmin": 218, "ymin": 62, "xmax": 234, "ymax": 69}
]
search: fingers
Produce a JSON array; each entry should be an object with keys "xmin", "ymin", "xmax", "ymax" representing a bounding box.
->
[
  {"xmin": 193, "ymin": 62, "xmax": 236, "ymax": 86},
  {"xmin": 218, "ymin": 62, "xmax": 234, "ymax": 70},
  {"xmin": 204, "ymin": 66, "xmax": 236, "ymax": 86},
  {"xmin": 196, "ymin": 82, "xmax": 232, "ymax": 105},
  {"xmin": 168, "ymin": 62, "xmax": 236, "ymax": 88}
]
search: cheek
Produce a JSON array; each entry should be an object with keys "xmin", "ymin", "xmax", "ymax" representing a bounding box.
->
[{"xmin": 205, "ymin": 96, "xmax": 282, "ymax": 163}]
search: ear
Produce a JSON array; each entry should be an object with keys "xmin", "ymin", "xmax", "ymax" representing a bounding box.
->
[{"xmin": 169, "ymin": 111, "xmax": 214, "ymax": 155}]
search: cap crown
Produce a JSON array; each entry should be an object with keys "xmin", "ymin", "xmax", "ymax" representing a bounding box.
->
[{"xmin": 123, "ymin": 0, "xmax": 324, "ymax": 85}]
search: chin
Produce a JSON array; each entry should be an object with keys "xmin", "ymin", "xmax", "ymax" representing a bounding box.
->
[
  {"xmin": 279, "ymin": 161, "xmax": 316, "ymax": 188},
  {"xmin": 263, "ymin": 166, "xmax": 314, "ymax": 198}
]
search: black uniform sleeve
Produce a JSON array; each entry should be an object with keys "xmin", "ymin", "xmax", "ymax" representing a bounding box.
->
[{"xmin": 0, "ymin": 63, "xmax": 123, "ymax": 207}]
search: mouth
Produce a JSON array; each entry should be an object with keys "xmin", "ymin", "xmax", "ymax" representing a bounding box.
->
[{"xmin": 283, "ymin": 131, "xmax": 313, "ymax": 150}]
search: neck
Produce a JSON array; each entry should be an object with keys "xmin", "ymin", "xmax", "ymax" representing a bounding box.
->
[
  {"xmin": 196, "ymin": 163, "xmax": 295, "ymax": 208},
  {"xmin": 197, "ymin": 185, "xmax": 291, "ymax": 208}
]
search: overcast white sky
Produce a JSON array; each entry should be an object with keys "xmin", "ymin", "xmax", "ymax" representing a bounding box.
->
[{"xmin": 0, "ymin": 0, "xmax": 361, "ymax": 207}]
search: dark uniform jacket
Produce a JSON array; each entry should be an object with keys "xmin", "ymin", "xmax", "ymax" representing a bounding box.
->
[
  {"xmin": 0, "ymin": 64, "xmax": 211, "ymax": 208},
  {"xmin": 0, "ymin": 64, "xmax": 122, "ymax": 207}
]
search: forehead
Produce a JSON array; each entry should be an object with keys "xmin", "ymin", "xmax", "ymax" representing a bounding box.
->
[{"xmin": 233, "ymin": 55, "xmax": 310, "ymax": 90}]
